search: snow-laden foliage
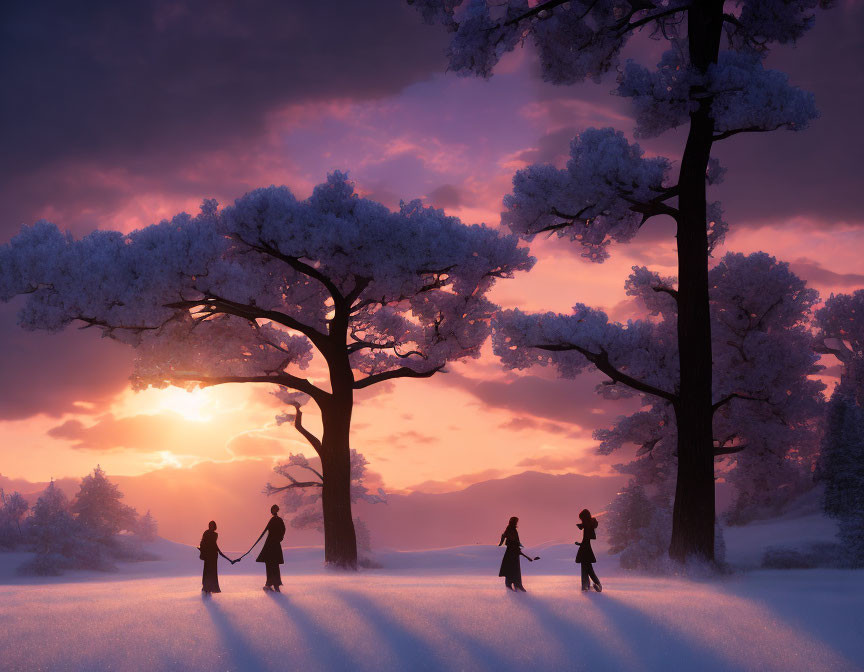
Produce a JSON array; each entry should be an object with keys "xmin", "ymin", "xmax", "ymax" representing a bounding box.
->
[
  {"xmin": 411, "ymin": 0, "xmax": 825, "ymax": 88},
  {"xmin": 412, "ymin": 0, "xmax": 687, "ymax": 84},
  {"xmin": 0, "ymin": 171, "xmax": 532, "ymax": 396},
  {"xmin": 0, "ymin": 489, "xmax": 29, "ymax": 549},
  {"xmin": 730, "ymin": 0, "xmax": 833, "ymax": 49},
  {"xmin": 502, "ymin": 127, "xmax": 728, "ymax": 260},
  {"xmin": 503, "ymin": 128, "xmax": 671, "ymax": 262},
  {"xmin": 71, "ymin": 466, "xmax": 138, "ymax": 542},
  {"xmin": 495, "ymin": 252, "xmax": 824, "ymax": 539},
  {"xmin": 617, "ymin": 49, "xmax": 818, "ymax": 139},
  {"xmin": 265, "ymin": 450, "xmax": 385, "ymax": 550}
]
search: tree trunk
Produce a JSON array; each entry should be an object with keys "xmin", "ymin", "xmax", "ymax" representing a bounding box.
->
[
  {"xmin": 668, "ymin": 0, "xmax": 725, "ymax": 564},
  {"xmin": 319, "ymin": 394, "xmax": 358, "ymax": 569}
]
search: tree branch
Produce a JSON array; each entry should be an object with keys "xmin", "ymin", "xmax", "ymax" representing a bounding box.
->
[
  {"xmin": 712, "ymin": 125, "xmax": 785, "ymax": 142},
  {"xmin": 353, "ymin": 365, "xmax": 444, "ymax": 390},
  {"xmin": 267, "ymin": 481, "xmax": 323, "ymax": 493},
  {"xmin": 504, "ymin": 0, "xmax": 572, "ymax": 26},
  {"xmin": 232, "ymin": 234, "xmax": 345, "ymax": 301},
  {"xmin": 166, "ymin": 295, "xmax": 329, "ymax": 348},
  {"xmin": 711, "ymin": 392, "xmax": 768, "ymax": 414},
  {"xmin": 166, "ymin": 373, "xmax": 328, "ymax": 403},
  {"xmin": 534, "ymin": 344, "xmax": 678, "ymax": 403},
  {"xmin": 652, "ymin": 286, "xmax": 679, "ymax": 301},
  {"xmin": 287, "ymin": 402, "xmax": 323, "ymax": 454},
  {"xmin": 713, "ymin": 443, "xmax": 748, "ymax": 457}
]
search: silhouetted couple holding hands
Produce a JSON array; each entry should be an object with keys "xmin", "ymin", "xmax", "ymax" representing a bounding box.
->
[
  {"xmin": 199, "ymin": 504, "xmax": 286, "ymax": 595},
  {"xmin": 498, "ymin": 508, "xmax": 602, "ymax": 593}
]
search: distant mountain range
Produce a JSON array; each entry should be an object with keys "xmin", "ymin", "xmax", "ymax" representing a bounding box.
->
[{"xmin": 2, "ymin": 463, "xmax": 626, "ymax": 551}]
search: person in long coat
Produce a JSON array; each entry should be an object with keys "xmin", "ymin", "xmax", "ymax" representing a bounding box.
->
[
  {"xmin": 575, "ymin": 508, "xmax": 602, "ymax": 592},
  {"xmin": 498, "ymin": 516, "xmax": 538, "ymax": 592},
  {"xmin": 257, "ymin": 504, "xmax": 286, "ymax": 592},
  {"xmin": 199, "ymin": 521, "xmax": 235, "ymax": 594}
]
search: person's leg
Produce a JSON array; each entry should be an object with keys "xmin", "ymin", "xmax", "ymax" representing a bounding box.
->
[
  {"xmin": 580, "ymin": 562, "xmax": 590, "ymax": 590},
  {"xmin": 505, "ymin": 578, "xmax": 513, "ymax": 590},
  {"xmin": 587, "ymin": 565, "xmax": 602, "ymax": 591},
  {"xmin": 265, "ymin": 562, "xmax": 276, "ymax": 588},
  {"xmin": 273, "ymin": 564, "xmax": 282, "ymax": 592}
]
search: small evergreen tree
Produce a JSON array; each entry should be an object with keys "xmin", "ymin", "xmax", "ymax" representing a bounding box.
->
[
  {"xmin": 136, "ymin": 510, "xmax": 158, "ymax": 542},
  {"xmin": 0, "ymin": 489, "xmax": 29, "ymax": 548},
  {"xmin": 818, "ymin": 386, "xmax": 864, "ymax": 566},
  {"xmin": 71, "ymin": 466, "xmax": 137, "ymax": 542}
]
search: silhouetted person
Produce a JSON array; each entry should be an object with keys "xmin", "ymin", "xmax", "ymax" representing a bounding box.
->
[
  {"xmin": 575, "ymin": 508, "xmax": 602, "ymax": 592},
  {"xmin": 256, "ymin": 504, "xmax": 286, "ymax": 592},
  {"xmin": 199, "ymin": 521, "xmax": 235, "ymax": 595},
  {"xmin": 498, "ymin": 516, "xmax": 539, "ymax": 592}
]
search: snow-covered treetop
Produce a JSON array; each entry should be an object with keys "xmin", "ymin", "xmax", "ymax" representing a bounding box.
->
[
  {"xmin": 617, "ymin": 48, "xmax": 818, "ymax": 139},
  {"xmin": 815, "ymin": 290, "xmax": 864, "ymax": 365},
  {"xmin": 410, "ymin": 0, "xmax": 828, "ymax": 83},
  {"xmin": 0, "ymin": 173, "xmax": 533, "ymax": 402},
  {"xmin": 502, "ymin": 127, "xmax": 727, "ymax": 261},
  {"xmin": 815, "ymin": 290, "xmax": 864, "ymax": 400}
]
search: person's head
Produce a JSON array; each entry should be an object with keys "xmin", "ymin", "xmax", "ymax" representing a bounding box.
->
[
  {"xmin": 208, "ymin": 521, "xmax": 217, "ymax": 532},
  {"xmin": 507, "ymin": 516, "xmax": 519, "ymax": 529},
  {"xmin": 271, "ymin": 504, "xmax": 280, "ymax": 516},
  {"xmin": 579, "ymin": 509, "xmax": 597, "ymax": 528}
]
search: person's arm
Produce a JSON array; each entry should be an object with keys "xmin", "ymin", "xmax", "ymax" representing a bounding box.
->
[
  {"xmin": 498, "ymin": 534, "xmax": 505, "ymax": 547},
  {"xmin": 216, "ymin": 544, "xmax": 231, "ymax": 562}
]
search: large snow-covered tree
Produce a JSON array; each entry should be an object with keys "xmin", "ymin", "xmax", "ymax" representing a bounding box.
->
[
  {"xmin": 0, "ymin": 172, "xmax": 532, "ymax": 569},
  {"xmin": 412, "ymin": 0, "xmax": 827, "ymax": 562},
  {"xmin": 815, "ymin": 290, "xmax": 864, "ymax": 565}
]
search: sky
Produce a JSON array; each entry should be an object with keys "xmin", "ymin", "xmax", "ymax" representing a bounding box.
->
[{"xmin": 1, "ymin": 0, "xmax": 863, "ymax": 503}]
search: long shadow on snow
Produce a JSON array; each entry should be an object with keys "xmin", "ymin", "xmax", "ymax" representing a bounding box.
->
[
  {"xmin": 587, "ymin": 592, "xmax": 730, "ymax": 672},
  {"xmin": 330, "ymin": 588, "xmax": 448, "ymax": 671},
  {"xmin": 203, "ymin": 595, "xmax": 268, "ymax": 672},
  {"xmin": 518, "ymin": 593, "xmax": 640, "ymax": 671},
  {"xmin": 263, "ymin": 591, "xmax": 358, "ymax": 670},
  {"xmin": 335, "ymin": 586, "xmax": 514, "ymax": 672}
]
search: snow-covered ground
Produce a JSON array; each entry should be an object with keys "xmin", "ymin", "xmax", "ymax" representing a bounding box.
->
[{"xmin": 0, "ymin": 516, "xmax": 862, "ymax": 672}]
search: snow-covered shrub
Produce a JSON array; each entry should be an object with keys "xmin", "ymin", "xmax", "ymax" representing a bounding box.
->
[
  {"xmin": 19, "ymin": 471, "xmax": 155, "ymax": 575},
  {"xmin": 608, "ymin": 481, "xmax": 726, "ymax": 572},
  {"xmin": 20, "ymin": 481, "xmax": 113, "ymax": 575},
  {"xmin": 761, "ymin": 542, "xmax": 844, "ymax": 569}
]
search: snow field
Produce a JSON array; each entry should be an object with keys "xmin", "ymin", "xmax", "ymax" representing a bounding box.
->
[{"xmin": 1, "ymin": 570, "xmax": 862, "ymax": 672}]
